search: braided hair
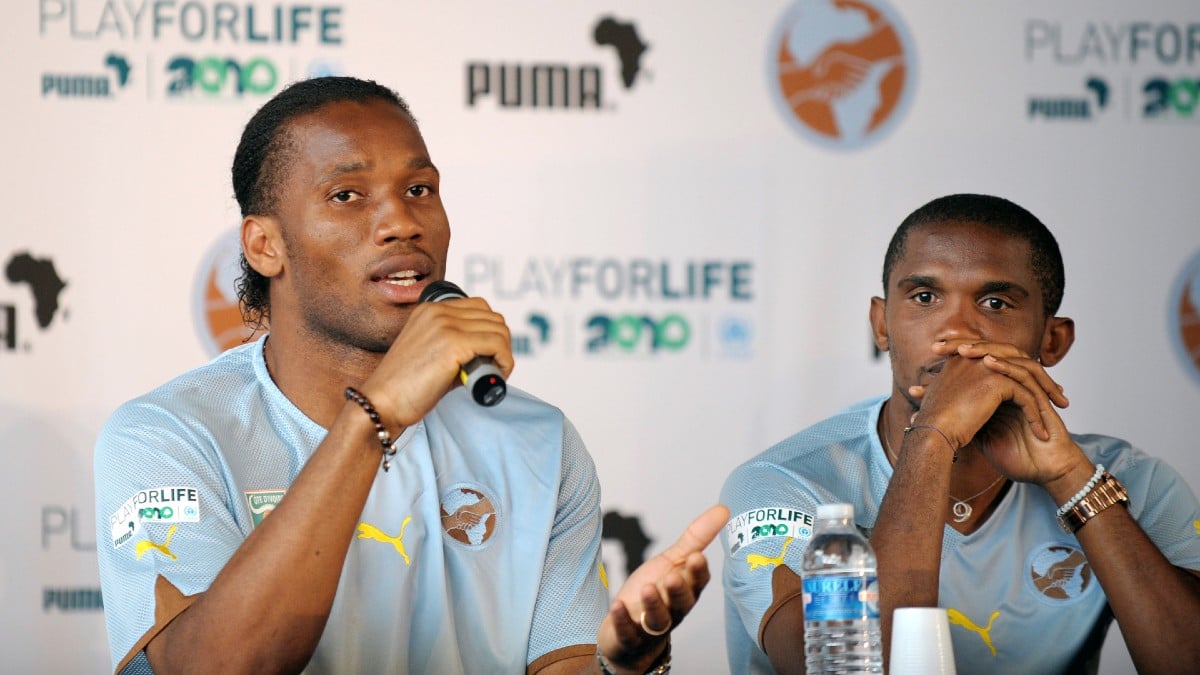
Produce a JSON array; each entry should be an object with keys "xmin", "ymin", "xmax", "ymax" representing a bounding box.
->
[{"xmin": 231, "ymin": 76, "xmax": 413, "ymax": 328}]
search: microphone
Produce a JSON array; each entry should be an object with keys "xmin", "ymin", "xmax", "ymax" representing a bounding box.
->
[{"xmin": 418, "ymin": 280, "xmax": 507, "ymax": 407}]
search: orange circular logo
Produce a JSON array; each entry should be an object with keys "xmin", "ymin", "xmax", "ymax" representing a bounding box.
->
[
  {"xmin": 440, "ymin": 486, "xmax": 498, "ymax": 546},
  {"xmin": 192, "ymin": 228, "xmax": 260, "ymax": 356},
  {"xmin": 769, "ymin": 0, "xmax": 917, "ymax": 149},
  {"xmin": 1170, "ymin": 250, "xmax": 1200, "ymax": 386}
]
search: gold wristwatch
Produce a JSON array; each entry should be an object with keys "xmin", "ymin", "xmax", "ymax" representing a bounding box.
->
[{"xmin": 1058, "ymin": 471, "xmax": 1129, "ymax": 534}]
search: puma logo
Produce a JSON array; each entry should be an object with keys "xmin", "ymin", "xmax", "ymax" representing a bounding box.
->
[
  {"xmin": 1193, "ymin": 520, "xmax": 1199, "ymax": 536},
  {"xmin": 135, "ymin": 525, "xmax": 178, "ymax": 561},
  {"xmin": 747, "ymin": 537, "xmax": 793, "ymax": 572},
  {"xmin": 357, "ymin": 517, "xmax": 413, "ymax": 565},
  {"xmin": 947, "ymin": 607, "xmax": 1000, "ymax": 656}
]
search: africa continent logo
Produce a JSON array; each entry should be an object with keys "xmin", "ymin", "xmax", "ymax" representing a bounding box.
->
[
  {"xmin": 1170, "ymin": 250, "xmax": 1200, "ymax": 387},
  {"xmin": 770, "ymin": 0, "xmax": 916, "ymax": 149}
]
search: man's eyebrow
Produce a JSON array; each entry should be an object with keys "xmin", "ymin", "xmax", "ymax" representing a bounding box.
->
[
  {"xmin": 318, "ymin": 161, "xmax": 368, "ymax": 184},
  {"xmin": 408, "ymin": 157, "xmax": 439, "ymax": 174},
  {"xmin": 979, "ymin": 280, "xmax": 1030, "ymax": 298},
  {"xmin": 317, "ymin": 157, "xmax": 439, "ymax": 185},
  {"xmin": 896, "ymin": 274, "xmax": 938, "ymax": 290}
]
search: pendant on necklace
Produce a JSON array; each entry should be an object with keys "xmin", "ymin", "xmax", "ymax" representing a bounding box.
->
[{"xmin": 951, "ymin": 501, "xmax": 972, "ymax": 523}]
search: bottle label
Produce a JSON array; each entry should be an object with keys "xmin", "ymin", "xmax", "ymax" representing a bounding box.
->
[{"xmin": 802, "ymin": 573, "xmax": 880, "ymax": 621}]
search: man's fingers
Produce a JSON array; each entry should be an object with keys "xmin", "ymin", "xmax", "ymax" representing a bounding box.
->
[
  {"xmin": 659, "ymin": 505, "xmax": 729, "ymax": 561},
  {"xmin": 999, "ymin": 373, "xmax": 1053, "ymax": 442},
  {"xmin": 607, "ymin": 599, "xmax": 643, "ymax": 645},
  {"xmin": 639, "ymin": 584, "xmax": 673, "ymax": 635},
  {"xmin": 659, "ymin": 552, "xmax": 709, "ymax": 614},
  {"xmin": 981, "ymin": 354, "xmax": 1069, "ymax": 408}
]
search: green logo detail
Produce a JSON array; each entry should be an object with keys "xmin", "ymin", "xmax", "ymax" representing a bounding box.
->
[{"xmin": 245, "ymin": 490, "xmax": 286, "ymax": 528}]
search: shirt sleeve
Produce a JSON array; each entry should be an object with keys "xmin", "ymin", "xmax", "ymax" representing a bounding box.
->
[
  {"xmin": 93, "ymin": 398, "xmax": 249, "ymax": 672},
  {"xmin": 525, "ymin": 416, "xmax": 609, "ymax": 664},
  {"xmin": 719, "ymin": 459, "xmax": 824, "ymax": 653},
  {"xmin": 1103, "ymin": 440, "xmax": 1200, "ymax": 572}
]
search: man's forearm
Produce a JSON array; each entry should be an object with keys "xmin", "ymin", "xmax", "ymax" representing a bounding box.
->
[
  {"xmin": 146, "ymin": 403, "xmax": 386, "ymax": 673},
  {"xmin": 1049, "ymin": 478, "xmax": 1200, "ymax": 674},
  {"xmin": 871, "ymin": 432, "xmax": 956, "ymax": 655}
]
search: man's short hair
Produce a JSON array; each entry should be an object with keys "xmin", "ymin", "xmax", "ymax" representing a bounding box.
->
[
  {"xmin": 881, "ymin": 194, "xmax": 1065, "ymax": 316},
  {"xmin": 231, "ymin": 76, "xmax": 413, "ymax": 328}
]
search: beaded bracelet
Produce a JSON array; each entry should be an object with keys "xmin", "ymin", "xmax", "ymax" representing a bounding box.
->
[
  {"xmin": 903, "ymin": 424, "xmax": 959, "ymax": 463},
  {"xmin": 343, "ymin": 387, "xmax": 398, "ymax": 471},
  {"xmin": 1056, "ymin": 463, "xmax": 1105, "ymax": 517}
]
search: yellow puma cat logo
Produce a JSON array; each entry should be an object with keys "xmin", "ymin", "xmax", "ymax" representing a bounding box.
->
[
  {"xmin": 747, "ymin": 537, "xmax": 793, "ymax": 572},
  {"xmin": 357, "ymin": 517, "xmax": 413, "ymax": 566},
  {"xmin": 135, "ymin": 525, "xmax": 178, "ymax": 561},
  {"xmin": 947, "ymin": 607, "xmax": 1000, "ymax": 656},
  {"xmin": 1193, "ymin": 519, "xmax": 1199, "ymax": 536},
  {"xmin": 599, "ymin": 561, "xmax": 609, "ymax": 589}
]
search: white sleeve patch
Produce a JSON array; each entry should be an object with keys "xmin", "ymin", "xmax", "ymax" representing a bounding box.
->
[
  {"xmin": 725, "ymin": 506, "xmax": 815, "ymax": 555},
  {"xmin": 108, "ymin": 486, "xmax": 201, "ymax": 548}
]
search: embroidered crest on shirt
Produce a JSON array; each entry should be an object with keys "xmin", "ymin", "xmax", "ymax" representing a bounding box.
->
[
  {"xmin": 440, "ymin": 484, "xmax": 498, "ymax": 546},
  {"xmin": 1025, "ymin": 542, "xmax": 1094, "ymax": 603},
  {"xmin": 135, "ymin": 525, "xmax": 179, "ymax": 561},
  {"xmin": 357, "ymin": 517, "xmax": 413, "ymax": 565},
  {"xmin": 947, "ymin": 608, "xmax": 1000, "ymax": 656},
  {"xmin": 244, "ymin": 489, "xmax": 286, "ymax": 528},
  {"xmin": 725, "ymin": 507, "xmax": 814, "ymax": 555}
]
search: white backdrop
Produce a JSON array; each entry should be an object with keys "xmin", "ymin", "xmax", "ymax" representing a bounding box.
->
[{"xmin": 4, "ymin": 1, "xmax": 1199, "ymax": 673}]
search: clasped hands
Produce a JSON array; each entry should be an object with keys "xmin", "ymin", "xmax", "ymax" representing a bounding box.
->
[{"xmin": 906, "ymin": 339, "xmax": 1089, "ymax": 489}]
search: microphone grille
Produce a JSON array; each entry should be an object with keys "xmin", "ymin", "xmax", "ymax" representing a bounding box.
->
[{"xmin": 419, "ymin": 280, "xmax": 467, "ymax": 304}]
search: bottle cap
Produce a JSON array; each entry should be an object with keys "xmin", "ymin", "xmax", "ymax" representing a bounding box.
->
[{"xmin": 816, "ymin": 503, "xmax": 853, "ymax": 520}]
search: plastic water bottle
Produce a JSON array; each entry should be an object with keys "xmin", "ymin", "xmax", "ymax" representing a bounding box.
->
[{"xmin": 801, "ymin": 503, "xmax": 883, "ymax": 674}]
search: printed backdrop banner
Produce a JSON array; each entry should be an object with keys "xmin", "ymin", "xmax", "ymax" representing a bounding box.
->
[{"xmin": 3, "ymin": 1, "xmax": 1199, "ymax": 672}]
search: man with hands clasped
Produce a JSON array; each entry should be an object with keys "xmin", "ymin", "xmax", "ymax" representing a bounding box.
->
[
  {"xmin": 94, "ymin": 76, "xmax": 725, "ymax": 675},
  {"xmin": 721, "ymin": 194, "xmax": 1200, "ymax": 673}
]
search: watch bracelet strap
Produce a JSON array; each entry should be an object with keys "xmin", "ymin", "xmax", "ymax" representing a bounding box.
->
[
  {"xmin": 1058, "ymin": 471, "xmax": 1129, "ymax": 533},
  {"xmin": 596, "ymin": 641, "xmax": 671, "ymax": 675}
]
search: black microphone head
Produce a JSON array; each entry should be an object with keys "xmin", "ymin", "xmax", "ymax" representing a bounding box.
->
[{"xmin": 419, "ymin": 280, "xmax": 467, "ymax": 304}]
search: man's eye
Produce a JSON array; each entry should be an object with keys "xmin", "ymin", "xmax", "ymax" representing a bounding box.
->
[
  {"xmin": 332, "ymin": 191, "xmax": 358, "ymax": 203},
  {"xmin": 407, "ymin": 185, "xmax": 430, "ymax": 197},
  {"xmin": 983, "ymin": 297, "xmax": 1008, "ymax": 310},
  {"xmin": 914, "ymin": 292, "xmax": 934, "ymax": 304}
]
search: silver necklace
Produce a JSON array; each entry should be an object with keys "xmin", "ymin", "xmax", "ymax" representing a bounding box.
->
[
  {"xmin": 880, "ymin": 413, "xmax": 1006, "ymax": 523},
  {"xmin": 946, "ymin": 476, "xmax": 1006, "ymax": 523}
]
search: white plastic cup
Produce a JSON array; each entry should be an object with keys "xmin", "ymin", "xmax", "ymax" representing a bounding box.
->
[{"xmin": 889, "ymin": 607, "xmax": 956, "ymax": 675}]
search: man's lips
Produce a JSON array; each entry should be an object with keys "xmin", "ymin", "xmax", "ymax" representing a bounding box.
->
[
  {"xmin": 369, "ymin": 254, "xmax": 433, "ymax": 280},
  {"xmin": 924, "ymin": 359, "xmax": 947, "ymax": 376},
  {"xmin": 368, "ymin": 254, "xmax": 437, "ymax": 303},
  {"xmin": 915, "ymin": 359, "xmax": 947, "ymax": 386}
]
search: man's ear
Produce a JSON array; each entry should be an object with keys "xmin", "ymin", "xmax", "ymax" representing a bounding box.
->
[
  {"xmin": 870, "ymin": 296, "xmax": 889, "ymax": 353},
  {"xmin": 242, "ymin": 215, "xmax": 284, "ymax": 278},
  {"xmin": 1038, "ymin": 316, "xmax": 1075, "ymax": 367}
]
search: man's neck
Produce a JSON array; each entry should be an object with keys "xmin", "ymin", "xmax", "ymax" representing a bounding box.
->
[{"xmin": 263, "ymin": 328, "xmax": 385, "ymax": 430}]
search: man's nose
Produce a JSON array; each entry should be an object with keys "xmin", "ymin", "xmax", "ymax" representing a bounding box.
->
[
  {"xmin": 373, "ymin": 192, "xmax": 422, "ymax": 245},
  {"xmin": 935, "ymin": 298, "xmax": 982, "ymax": 342}
]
